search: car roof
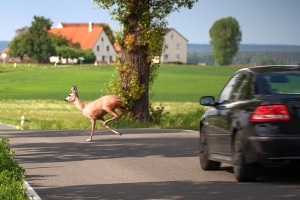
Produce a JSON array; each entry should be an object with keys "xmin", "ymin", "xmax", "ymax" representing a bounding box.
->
[{"xmin": 238, "ymin": 65, "xmax": 300, "ymax": 74}]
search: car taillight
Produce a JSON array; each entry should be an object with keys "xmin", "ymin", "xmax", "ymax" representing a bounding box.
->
[{"xmin": 250, "ymin": 105, "xmax": 290, "ymax": 122}]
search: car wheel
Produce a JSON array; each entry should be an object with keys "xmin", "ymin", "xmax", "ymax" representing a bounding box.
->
[
  {"xmin": 233, "ymin": 131, "xmax": 258, "ymax": 182},
  {"xmin": 199, "ymin": 130, "xmax": 221, "ymax": 170}
]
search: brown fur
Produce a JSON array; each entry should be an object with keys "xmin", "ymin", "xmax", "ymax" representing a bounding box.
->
[{"xmin": 65, "ymin": 86, "xmax": 127, "ymax": 141}]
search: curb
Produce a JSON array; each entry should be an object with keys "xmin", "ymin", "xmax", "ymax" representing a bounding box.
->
[
  {"xmin": 0, "ymin": 123, "xmax": 20, "ymax": 130},
  {"xmin": 24, "ymin": 181, "xmax": 41, "ymax": 200}
]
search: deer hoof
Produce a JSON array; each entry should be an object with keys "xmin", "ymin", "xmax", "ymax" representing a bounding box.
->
[{"xmin": 85, "ymin": 138, "xmax": 92, "ymax": 142}]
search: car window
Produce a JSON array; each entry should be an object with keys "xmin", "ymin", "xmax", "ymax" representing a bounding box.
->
[
  {"xmin": 259, "ymin": 72, "xmax": 300, "ymax": 94},
  {"xmin": 217, "ymin": 72, "xmax": 249, "ymax": 104}
]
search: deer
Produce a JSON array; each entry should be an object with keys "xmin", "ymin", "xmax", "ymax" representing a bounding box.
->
[{"xmin": 64, "ymin": 85, "xmax": 128, "ymax": 142}]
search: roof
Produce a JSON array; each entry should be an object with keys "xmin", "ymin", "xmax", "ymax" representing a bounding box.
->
[
  {"xmin": 58, "ymin": 23, "xmax": 108, "ymax": 28},
  {"xmin": 113, "ymin": 43, "xmax": 122, "ymax": 52},
  {"xmin": 48, "ymin": 23, "xmax": 104, "ymax": 50},
  {"xmin": 1, "ymin": 48, "xmax": 9, "ymax": 54},
  {"xmin": 240, "ymin": 65, "xmax": 300, "ymax": 74},
  {"xmin": 165, "ymin": 28, "xmax": 188, "ymax": 42}
]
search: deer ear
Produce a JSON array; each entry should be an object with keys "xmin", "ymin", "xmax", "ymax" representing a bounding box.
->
[{"xmin": 71, "ymin": 85, "xmax": 77, "ymax": 93}]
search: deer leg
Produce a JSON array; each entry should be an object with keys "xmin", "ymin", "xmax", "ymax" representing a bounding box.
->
[
  {"xmin": 103, "ymin": 109, "xmax": 121, "ymax": 125},
  {"xmin": 115, "ymin": 108, "xmax": 127, "ymax": 124},
  {"xmin": 99, "ymin": 118, "xmax": 122, "ymax": 136},
  {"xmin": 86, "ymin": 119, "xmax": 96, "ymax": 142}
]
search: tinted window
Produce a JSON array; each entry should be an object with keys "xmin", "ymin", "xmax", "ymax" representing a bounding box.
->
[
  {"xmin": 218, "ymin": 72, "xmax": 250, "ymax": 104},
  {"xmin": 258, "ymin": 72, "xmax": 300, "ymax": 94}
]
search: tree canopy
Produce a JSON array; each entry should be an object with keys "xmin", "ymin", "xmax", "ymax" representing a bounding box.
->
[
  {"xmin": 8, "ymin": 16, "xmax": 55, "ymax": 63},
  {"xmin": 26, "ymin": 16, "xmax": 56, "ymax": 62},
  {"xmin": 209, "ymin": 17, "xmax": 242, "ymax": 65},
  {"xmin": 92, "ymin": 0, "xmax": 199, "ymax": 121}
]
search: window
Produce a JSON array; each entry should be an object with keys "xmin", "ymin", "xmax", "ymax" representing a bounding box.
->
[
  {"xmin": 106, "ymin": 46, "xmax": 109, "ymax": 51},
  {"xmin": 218, "ymin": 73, "xmax": 250, "ymax": 104},
  {"xmin": 101, "ymin": 37, "xmax": 104, "ymax": 42},
  {"xmin": 258, "ymin": 72, "xmax": 300, "ymax": 94},
  {"xmin": 176, "ymin": 54, "xmax": 181, "ymax": 60},
  {"xmin": 171, "ymin": 34, "xmax": 174, "ymax": 40},
  {"xmin": 176, "ymin": 44, "xmax": 181, "ymax": 50},
  {"xmin": 164, "ymin": 44, "xmax": 169, "ymax": 50},
  {"xmin": 164, "ymin": 54, "xmax": 169, "ymax": 60},
  {"xmin": 97, "ymin": 46, "xmax": 100, "ymax": 51}
]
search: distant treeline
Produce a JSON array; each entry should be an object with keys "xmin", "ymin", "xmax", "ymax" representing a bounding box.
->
[{"xmin": 188, "ymin": 51, "xmax": 300, "ymax": 65}]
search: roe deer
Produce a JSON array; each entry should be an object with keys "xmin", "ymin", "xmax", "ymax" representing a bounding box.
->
[{"xmin": 64, "ymin": 86, "xmax": 128, "ymax": 142}]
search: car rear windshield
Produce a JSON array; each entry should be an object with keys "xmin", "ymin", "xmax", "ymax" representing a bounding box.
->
[{"xmin": 257, "ymin": 71, "xmax": 300, "ymax": 94}]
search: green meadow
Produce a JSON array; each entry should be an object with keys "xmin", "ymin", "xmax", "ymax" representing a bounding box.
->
[{"xmin": 0, "ymin": 63, "xmax": 244, "ymax": 130}]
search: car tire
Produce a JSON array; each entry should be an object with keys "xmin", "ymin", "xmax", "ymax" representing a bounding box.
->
[
  {"xmin": 233, "ymin": 131, "xmax": 258, "ymax": 182},
  {"xmin": 199, "ymin": 130, "xmax": 221, "ymax": 170}
]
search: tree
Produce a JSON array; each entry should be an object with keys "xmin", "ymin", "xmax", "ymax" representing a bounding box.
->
[
  {"xmin": 9, "ymin": 16, "xmax": 56, "ymax": 63},
  {"xmin": 8, "ymin": 28, "xmax": 29, "ymax": 62},
  {"xmin": 92, "ymin": 0, "xmax": 198, "ymax": 122},
  {"xmin": 25, "ymin": 16, "xmax": 56, "ymax": 63},
  {"xmin": 209, "ymin": 17, "xmax": 242, "ymax": 65}
]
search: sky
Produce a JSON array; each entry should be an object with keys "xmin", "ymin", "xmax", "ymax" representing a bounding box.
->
[{"xmin": 1, "ymin": 0, "xmax": 300, "ymax": 45}]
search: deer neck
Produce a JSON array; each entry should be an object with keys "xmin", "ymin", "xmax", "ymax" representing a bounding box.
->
[{"xmin": 73, "ymin": 97, "xmax": 85, "ymax": 112}]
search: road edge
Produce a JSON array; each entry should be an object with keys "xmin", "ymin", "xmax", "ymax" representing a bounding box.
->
[{"xmin": 24, "ymin": 181, "xmax": 41, "ymax": 200}]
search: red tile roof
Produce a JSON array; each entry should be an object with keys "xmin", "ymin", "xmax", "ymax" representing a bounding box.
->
[
  {"xmin": 1, "ymin": 48, "xmax": 9, "ymax": 54},
  {"xmin": 49, "ymin": 26, "xmax": 104, "ymax": 50},
  {"xmin": 113, "ymin": 43, "xmax": 122, "ymax": 52},
  {"xmin": 58, "ymin": 23, "xmax": 108, "ymax": 28}
]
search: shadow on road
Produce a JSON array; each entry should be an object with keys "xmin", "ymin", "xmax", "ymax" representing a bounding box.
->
[
  {"xmin": 2, "ymin": 129, "xmax": 300, "ymax": 199},
  {"xmin": 30, "ymin": 180, "xmax": 300, "ymax": 200},
  {"xmin": 5, "ymin": 130, "xmax": 198, "ymax": 163}
]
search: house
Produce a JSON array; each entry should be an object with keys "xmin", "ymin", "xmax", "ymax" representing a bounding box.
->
[
  {"xmin": 2, "ymin": 24, "xmax": 188, "ymax": 64},
  {"xmin": 161, "ymin": 28, "xmax": 188, "ymax": 64},
  {"xmin": 1, "ymin": 47, "xmax": 23, "ymax": 63},
  {"xmin": 49, "ymin": 22, "xmax": 119, "ymax": 64},
  {"xmin": 0, "ymin": 48, "xmax": 8, "ymax": 61}
]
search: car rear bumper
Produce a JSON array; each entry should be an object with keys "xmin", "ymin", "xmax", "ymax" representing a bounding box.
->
[{"xmin": 246, "ymin": 136, "xmax": 300, "ymax": 163}]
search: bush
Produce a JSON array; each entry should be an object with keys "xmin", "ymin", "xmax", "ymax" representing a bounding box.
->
[
  {"xmin": 150, "ymin": 103, "xmax": 169, "ymax": 124},
  {"xmin": 0, "ymin": 137, "xmax": 27, "ymax": 200}
]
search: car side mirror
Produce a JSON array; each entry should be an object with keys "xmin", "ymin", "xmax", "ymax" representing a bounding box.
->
[{"xmin": 200, "ymin": 96, "xmax": 215, "ymax": 106}]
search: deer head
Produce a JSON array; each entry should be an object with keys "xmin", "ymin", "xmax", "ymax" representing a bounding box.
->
[{"xmin": 65, "ymin": 85, "xmax": 78, "ymax": 103}]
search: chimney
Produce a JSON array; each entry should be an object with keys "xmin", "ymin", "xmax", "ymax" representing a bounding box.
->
[{"xmin": 88, "ymin": 22, "xmax": 93, "ymax": 32}]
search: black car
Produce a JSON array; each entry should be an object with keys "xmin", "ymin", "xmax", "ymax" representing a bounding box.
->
[{"xmin": 199, "ymin": 65, "xmax": 300, "ymax": 182}]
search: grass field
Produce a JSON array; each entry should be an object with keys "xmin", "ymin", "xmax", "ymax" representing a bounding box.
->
[{"xmin": 0, "ymin": 63, "xmax": 244, "ymax": 130}]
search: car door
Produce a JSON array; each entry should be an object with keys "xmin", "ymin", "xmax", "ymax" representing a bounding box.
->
[{"xmin": 207, "ymin": 71, "xmax": 251, "ymax": 157}]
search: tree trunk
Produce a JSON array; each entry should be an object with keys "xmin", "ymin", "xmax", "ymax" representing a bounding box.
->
[
  {"xmin": 121, "ymin": 0, "xmax": 151, "ymax": 122},
  {"xmin": 131, "ymin": 45, "xmax": 150, "ymax": 121}
]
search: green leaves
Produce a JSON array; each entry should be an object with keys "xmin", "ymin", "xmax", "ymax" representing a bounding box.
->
[
  {"xmin": 8, "ymin": 15, "xmax": 55, "ymax": 63},
  {"xmin": 92, "ymin": 0, "xmax": 199, "ymax": 121},
  {"xmin": 0, "ymin": 137, "xmax": 26, "ymax": 199},
  {"xmin": 209, "ymin": 17, "xmax": 242, "ymax": 65}
]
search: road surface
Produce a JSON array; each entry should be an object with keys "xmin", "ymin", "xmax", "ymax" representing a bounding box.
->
[{"xmin": 1, "ymin": 129, "xmax": 300, "ymax": 199}]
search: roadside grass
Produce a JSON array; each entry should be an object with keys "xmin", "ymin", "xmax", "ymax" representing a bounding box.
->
[
  {"xmin": 0, "ymin": 63, "xmax": 244, "ymax": 131},
  {"xmin": 0, "ymin": 100, "xmax": 205, "ymax": 130}
]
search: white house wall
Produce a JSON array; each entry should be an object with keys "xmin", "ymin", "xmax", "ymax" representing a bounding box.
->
[
  {"xmin": 92, "ymin": 31, "xmax": 118, "ymax": 64},
  {"xmin": 162, "ymin": 29, "xmax": 188, "ymax": 63}
]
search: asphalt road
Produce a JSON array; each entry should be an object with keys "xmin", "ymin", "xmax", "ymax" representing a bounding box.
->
[
  {"xmin": 0, "ymin": 123, "xmax": 18, "ymax": 130},
  {"xmin": 1, "ymin": 128, "xmax": 300, "ymax": 200}
]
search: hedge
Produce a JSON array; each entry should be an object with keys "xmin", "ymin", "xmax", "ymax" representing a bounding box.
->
[{"xmin": 0, "ymin": 137, "xmax": 27, "ymax": 199}]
